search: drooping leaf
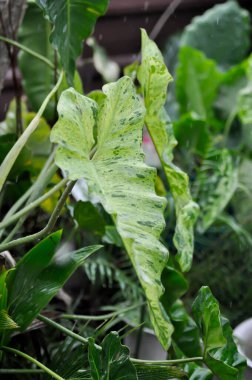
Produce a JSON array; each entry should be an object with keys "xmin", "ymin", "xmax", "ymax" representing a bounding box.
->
[
  {"xmin": 137, "ymin": 29, "xmax": 199, "ymax": 272},
  {"xmin": 50, "ymin": 78, "xmax": 173, "ymax": 349},
  {"xmin": 192, "ymin": 286, "xmax": 246, "ymax": 380},
  {"xmin": 36, "ymin": 0, "xmax": 109, "ymax": 83},
  {"xmin": 196, "ymin": 149, "xmax": 238, "ymax": 233},
  {"xmin": 74, "ymin": 201, "xmax": 106, "ymax": 235},
  {"xmin": 88, "ymin": 332, "xmax": 137, "ymax": 380},
  {"xmin": 176, "ymin": 46, "xmax": 222, "ymax": 120},
  {"xmin": 19, "ymin": 2, "xmax": 83, "ymax": 120},
  {"xmin": 7, "ymin": 231, "xmax": 101, "ymax": 330},
  {"xmin": 181, "ymin": 1, "xmax": 251, "ymax": 68}
]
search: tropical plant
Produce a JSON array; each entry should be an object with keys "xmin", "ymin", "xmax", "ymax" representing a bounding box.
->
[{"xmin": 0, "ymin": 0, "xmax": 247, "ymax": 379}]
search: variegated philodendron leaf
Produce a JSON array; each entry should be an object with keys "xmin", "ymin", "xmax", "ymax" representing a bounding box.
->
[
  {"xmin": 137, "ymin": 29, "xmax": 199, "ymax": 272},
  {"xmin": 50, "ymin": 76, "xmax": 173, "ymax": 349}
]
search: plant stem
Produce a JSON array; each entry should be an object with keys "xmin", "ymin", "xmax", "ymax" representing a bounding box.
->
[
  {"xmin": 61, "ymin": 302, "xmax": 145, "ymax": 321},
  {"xmin": 131, "ymin": 357, "xmax": 203, "ymax": 365},
  {"xmin": 37, "ymin": 314, "xmax": 88, "ymax": 345},
  {"xmin": 0, "ymin": 35, "xmax": 54, "ymax": 69},
  {"xmin": 0, "ymin": 178, "xmax": 67, "ymax": 229},
  {"xmin": 0, "ymin": 180, "xmax": 75, "ymax": 252},
  {"xmin": 0, "ymin": 347, "xmax": 64, "ymax": 380},
  {"xmin": 0, "ymin": 71, "xmax": 64, "ymax": 193}
]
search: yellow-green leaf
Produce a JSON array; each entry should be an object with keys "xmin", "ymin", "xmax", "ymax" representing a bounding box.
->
[{"xmin": 51, "ymin": 77, "xmax": 173, "ymax": 349}]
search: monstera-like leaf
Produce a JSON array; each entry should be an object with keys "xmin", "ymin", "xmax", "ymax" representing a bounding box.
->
[
  {"xmin": 137, "ymin": 29, "xmax": 199, "ymax": 272},
  {"xmin": 36, "ymin": 0, "xmax": 109, "ymax": 83},
  {"xmin": 50, "ymin": 77, "xmax": 173, "ymax": 349}
]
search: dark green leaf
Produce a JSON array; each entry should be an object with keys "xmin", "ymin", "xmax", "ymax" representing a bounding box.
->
[
  {"xmin": 88, "ymin": 332, "xmax": 137, "ymax": 379},
  {"xmin": 74, "ymin": 201, "xmax": 106, "ymax": 234},
  {"xmin": 36, "ymin": 0, "xmax": 109, "ymax": 83},
  {"xmin": 181, "ymin": 1, "xmax": 251, "ymax": 68},
  {"xmin": 161, "ymin": 265, "xmax": 188, "ymax": 310},
  {"xmin": 134, "ymin": 363, "xmax": 187, "ymax": 379},
  {"xmin": 192, "ymin": 286, "xmax": 246, "ymax": 380},
  {"xmin": 7, "ymin": 231, "xmax": 101, "ymax": 330}
]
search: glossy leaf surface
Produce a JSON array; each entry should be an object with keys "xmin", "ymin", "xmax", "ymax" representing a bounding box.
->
[
  {"xmin": 193, "ymin": 286, "xmax": 246, "ymax": 380},
  {"xmin": 51, "ymin": 78, "xmax": 172, "ymax": 349},
  {"xmin": 7, "ymin": 231, "xmax": 101, "ymax": 330},
  {"xmin": 138, "ymin": 29, "xmax": 199, "ymax": 272}
]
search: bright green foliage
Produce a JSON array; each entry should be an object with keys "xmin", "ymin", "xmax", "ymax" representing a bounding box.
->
[
  {"xmin": 176, "ymin": 46, "xmax": 222, "ymax": 120},
  {"xmin": 181, "ymin": 1, "xmax": 251, "ymax": 67},
  {"xmin": 0, "ymin": 270, "xmax": 18, "ymax": 331},
  {"xmin": 7, "ymin": 231, "xmax": 101, "ymax": 330},
  {"xmin": 196, "ymin": 149, "xmax": 238, "ymax": 233},
  {"xmin": 138, "ymin": 29, "xmax": 199, "ymax": 272},
  {"xmin": 74, "ymin": 201, "xmax": 106, "ymax": 235},
  {"xmin": 88, "ymin": 332, "xmax": 137, "ymax": 379},
  {"xmin": 36, "ymin": 0, "xmax": 109, "ymax": 83},
  {"xmin": 193, "ymin": 287, "xmax": 246, "ymax": 380},
  {"xmin": 50, "ymin": 78, "xmax": 173, "ymax": 349}
]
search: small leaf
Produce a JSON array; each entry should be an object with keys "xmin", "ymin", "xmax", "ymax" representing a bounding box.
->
[
  {"xmin": 196, "ymin": 149, "xmax": 238, "ymax": 233},
  {"xmin": 7, "ymin": 231, "xmax": 101, "ymax": 330},
  {"xmin": 138, "ymin": 29, "xmax": 199, "ymax": 272},
  {"xmin": 88, "ymin": 332, "xmax": 137, "ymax": 380},
  {"xmin": 36, "ymin": 0, "xmax": 109, "ymax": 83},
  {"xmin": 193, "ymin": 286, "xmax": 246, "ymax": 380},
  {"xmin": 181, "ymin": 1, "xmax": 251, "ymax": 68}
]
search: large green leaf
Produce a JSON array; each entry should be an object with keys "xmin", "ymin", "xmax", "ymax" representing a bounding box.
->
[
  {"xmin": 36, "ymin": 0, "xmax": 109, "ymax": 83},
  {"xmin": 176, "ymin": 46, "xmax": 222, "ymax": 120},
  {"xmin": 88, "ymin": 332, "xmax": 137, "ymax": 380},
  {"xmin": 196, "ymin": 149, "xmax": 238, "ymax": 233},
  {"xmin": 7, "ymin": 231, "xmax": 101, "ymax": 330},
  {"xmin": 19, "ymin": 2, "xmax": 83, "ymax": 120},
  {"xmin": 181, "ymin": 1, "xmax": 251, "ymax": 68},
  {"xmin": 137, "ymin": 29, "xmax": 199, "ymax": 272},
  {"xmin": 192, "ymin": 286, "xmax": 246, "ymax": 380},
  {"xmin": 50, "ymin": 78, "xmax": 173, "ymax": 349}
]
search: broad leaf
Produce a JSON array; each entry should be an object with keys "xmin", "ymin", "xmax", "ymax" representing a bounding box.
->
[
  {"xmin": 36, "ymin": 0, "xmax": 109, "ymax": 83},
  {"xmin": 7, "ymin": 231, "xmax": 101, "ymax": 330},
  {"xmin": 176, "ymin": 46, "xmax": 222, "ymax": 120},
  {"xmin": 50, "ymin": 78, "xmax": 173, "ymax": 349},
  {"xmin": 193, "ymin": 286, "xmax": 246, "ymax": 380},
  {"xmin": 181, "ymin": 1, "xmax": 251, "ymax": 68},
  {"xmin": 196, "ymin": 149, "xmax": 238, "ymax": 233},
  {"xmin": 137, "ymin": 29, "xmax": 199, "ymax": 272},
  {"xmin": 88, "ymin": 332, "xmax": 137, "ymax": 379}
]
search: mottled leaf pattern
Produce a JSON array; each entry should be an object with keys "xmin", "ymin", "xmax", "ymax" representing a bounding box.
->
[
  {"xmin": 138, "ymin": 29, "xmax": 199, "ymax": 272},
  {"xmin": 51, "ymin": 77, "xmax": 173, "ymax": 349}
]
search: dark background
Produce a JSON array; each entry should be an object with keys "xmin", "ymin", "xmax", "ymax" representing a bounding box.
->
[{"xmin": 1, "ymin": 0, "xmax": 252, "ymax": 120}]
